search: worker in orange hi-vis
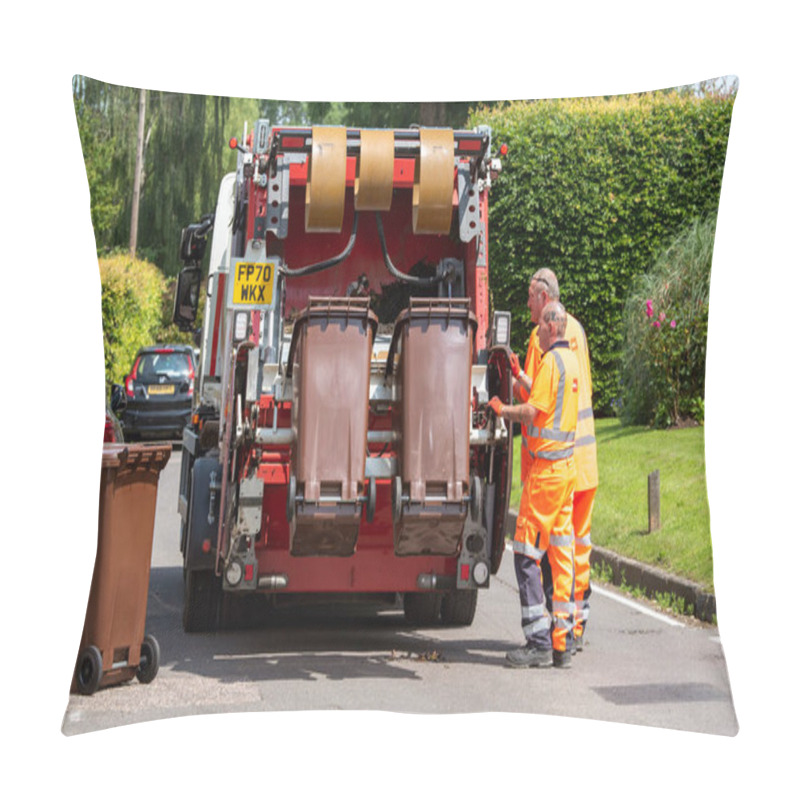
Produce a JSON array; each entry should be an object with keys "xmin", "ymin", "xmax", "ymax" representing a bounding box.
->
[
  {"xmin": 489, "ymin": 301, "xmax": 579, "ymax": 669},
  {"xmin": 509, "ymin": 269, "xmax": 598, "ymax": 653}
]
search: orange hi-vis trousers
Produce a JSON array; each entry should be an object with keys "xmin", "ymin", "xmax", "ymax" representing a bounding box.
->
[
  {"xmin": 513, "ymin": 456, "xmax": 576, "ymax": 653},
  {"xmin": 572, "ymin": 487, "xmax": 596, "ymax": 639}
]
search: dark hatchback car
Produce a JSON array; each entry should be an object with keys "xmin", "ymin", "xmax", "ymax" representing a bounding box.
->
[{"xmin": 118, "ymin": 344, "xmax": 196, "ymax": 440}]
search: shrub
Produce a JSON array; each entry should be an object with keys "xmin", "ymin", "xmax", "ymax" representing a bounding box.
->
[
  {"xmin": 620, "ymin": 216, "xmax": 715, "ymax": 427},
  {"xmin": 99, "ymin": 254, "xmax": 166, "ymax": 389},
  {"xmin": 470, "ymin": 91, "xmax": 734, "ymax": 413}
]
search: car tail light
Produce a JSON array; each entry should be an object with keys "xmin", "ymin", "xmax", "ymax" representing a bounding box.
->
[
  {"xmin": 125, "ymin": 375, "xmax": 135, "ymax": 398},
  {"xmin": 187, "ymin": 356, "xmax": 195, "ymax": 396}
]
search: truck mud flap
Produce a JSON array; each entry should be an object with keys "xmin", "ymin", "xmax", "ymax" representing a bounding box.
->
[{"xmin": 183, "ymin": 456, "xmax": 222, "ymax": 572}]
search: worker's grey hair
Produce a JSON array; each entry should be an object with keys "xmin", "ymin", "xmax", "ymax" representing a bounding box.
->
[
  {"xmin": 541, "ymin": 301, "xmax": 567, "ymax": 338},
  {"xmin": 531, "ymin": 268, "xmax": 560, "ymax": 302}
]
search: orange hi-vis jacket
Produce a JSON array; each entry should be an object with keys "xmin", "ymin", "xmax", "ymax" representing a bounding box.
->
[
  {"xmin": 524, "ymin": 341, "xmax": 579, "ymax": 466},
  {"xmin": 519, "ymin": 314, "xmax": 598, "ymax": 491}
]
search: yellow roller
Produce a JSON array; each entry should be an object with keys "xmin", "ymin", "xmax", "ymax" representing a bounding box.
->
[
  {"xmin": 354, "ymin": 129, "xmax": 395, "ymax": 211},
  {"xmin": 305, "ymin": 126, "xmax": 347, "ymax": 232},
  {"xmin": 413, "ymin": 128, "xmax": 455, "ymax": 235}
]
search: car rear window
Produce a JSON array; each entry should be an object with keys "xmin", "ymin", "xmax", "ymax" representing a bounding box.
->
[{"xmin": 135, "ymin": 352, "xmax": 191, "ymax": 382}]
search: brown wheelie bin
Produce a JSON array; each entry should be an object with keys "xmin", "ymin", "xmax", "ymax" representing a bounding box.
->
[
  {"xmin": 287, "ymin": 296, "xmax": 378, "ymax": 556},
  {"xmin": 72, "ymin": 443, "xmax": 171, "ymax": 695},
  {"xmin": 388, "ymin": 298, "xmax": 477, "ymax": 556}
]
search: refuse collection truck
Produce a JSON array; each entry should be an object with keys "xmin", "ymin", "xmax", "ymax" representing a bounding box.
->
[{"xmin": 173, "ymin": 121, "xmax": 514, "ymax": 632}]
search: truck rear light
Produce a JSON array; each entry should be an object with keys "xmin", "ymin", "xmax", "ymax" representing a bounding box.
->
[
  {"xmin": 244, "ymin": 564, "xmax": 254, "ymax": 582},
  {"xmin": 473, "ymin": 561, "xmax": 489, "ymax": 586},
  {"xmin": 201, "ymin": 539, "xmax": 211, "ymax": 553},
  {"xmin": 226, "ymin": 560, "xmax": 243, "ymax": 586},
  {"xmin": 460, "ymin": 564, "xmax": 470, "ymax": 581}
]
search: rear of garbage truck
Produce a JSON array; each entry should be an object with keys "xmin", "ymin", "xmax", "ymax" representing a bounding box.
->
[{"xmin": 173, "ymin": 121, "xmax": 514, "ymax": 632}]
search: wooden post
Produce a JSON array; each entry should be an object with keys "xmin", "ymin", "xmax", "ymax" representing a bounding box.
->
[{"xmin": 648, "ymin": 469, "xmax": 661, "ymax": 533}]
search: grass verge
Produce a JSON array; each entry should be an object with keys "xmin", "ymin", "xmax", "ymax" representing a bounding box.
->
[{"xmin": 508, "ymin": 417, "xmax": 713, "ymax": 592}]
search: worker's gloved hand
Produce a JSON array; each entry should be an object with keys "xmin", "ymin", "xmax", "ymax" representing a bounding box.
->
[
  {"xmin": 509, "ymin": 351, "xmax": 522, "ymax": 379},
  {"xmin": 488, "ymin": 396, "xmax": 504, "ymax": 417}
]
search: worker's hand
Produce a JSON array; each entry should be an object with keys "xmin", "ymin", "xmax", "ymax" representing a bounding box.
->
[
  {"xmin": 509, "ymin": 351, "xmax": 522, "ymax": 379},
  {"xmin": 488, "ymin": 396, "xmax": 504, "ymax": 418}
]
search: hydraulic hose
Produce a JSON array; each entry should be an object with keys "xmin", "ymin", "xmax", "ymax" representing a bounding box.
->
[
  {"xmin": 374, "ymin": 213, "xmax": 444, "ymax": 287},
  {"xmin": 281, "ymin": 211, "xmax": 359, "ymax": 278}
]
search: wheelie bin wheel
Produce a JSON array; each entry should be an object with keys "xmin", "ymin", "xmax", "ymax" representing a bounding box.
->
[
  {"xmin": 366, "ymin": 477, "xmax": 376, "ymax": 523},
  {"xmin": 286, "ymin": 474, "xmax": 296, "ymax": 523},
  {"xmin": 470, "ymin": 475, "xmax": 482, "ymax": 522},
  {"xmin": 136, "ymin": 634, "xmax": 160, "ymax": 684},
  {"xmin": 392, "ymin": 476, "xmax": 403, "ymax": 525},
  {"xmin": 75, "ymin": 645, "xmax": 103, "ymax": 695}
]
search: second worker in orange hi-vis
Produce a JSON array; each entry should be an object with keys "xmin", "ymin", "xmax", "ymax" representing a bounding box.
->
[
  {"xmin": 489, "ymin": 301, "xmax": 579, "ymax": 669},
  {"xmin": 510, "ymin": 269, "xmax": 598, "ymax": 652}
]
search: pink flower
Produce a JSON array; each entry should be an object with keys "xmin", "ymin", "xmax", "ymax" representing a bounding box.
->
[
  {"xmin": 645, "ymin": 299, "xmax": 654, "ymax": 318},
  {"xmin": 670, "ymin": 319, "xmax": 676, "ymax": 328},
  {"xmin": 659, "ymin": 311, "xmax": 666, "ymax": 322},
  {"xmin": 653, "ymin": 320, "xmax": 661, "ymax": 328}
]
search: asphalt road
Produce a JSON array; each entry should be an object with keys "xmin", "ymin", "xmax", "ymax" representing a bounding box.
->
[{"xmin": 62, "ymin": 448, "xmax": 738, "ymax": 737}]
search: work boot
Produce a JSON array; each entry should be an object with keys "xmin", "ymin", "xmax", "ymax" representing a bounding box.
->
[
  {"xmin": 553, "ymin": 649, "xmax": 572, "ymax": 669},
  {"xmin": 574, "ymin": 633, "xmax": 584, "ymax": 652},
  {"xmin": 505, "ymin": 645, "xmax": 553, "ymax": 669}
]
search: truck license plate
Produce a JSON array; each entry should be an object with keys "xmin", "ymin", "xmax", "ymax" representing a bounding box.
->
[{"xmin": 232, "ymin": 262, "xmax": 275, "ymax": 306}]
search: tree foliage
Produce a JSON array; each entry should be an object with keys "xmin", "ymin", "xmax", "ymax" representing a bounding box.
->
[
  {"xmin": 99, "ymin": 254, "xmax": 166, "ymax": 388},
  {"xmin": 620, "ymin": 216, "xmax": 716, "ymax": 427},
  {"xmin": 469, "ymin": 91, "xmax": 734, "ymax": 414}
]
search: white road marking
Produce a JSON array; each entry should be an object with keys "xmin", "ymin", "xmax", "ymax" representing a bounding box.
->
[{"xmin": 504, "ymin": 542, "xmax": 685, "ymax": 628}]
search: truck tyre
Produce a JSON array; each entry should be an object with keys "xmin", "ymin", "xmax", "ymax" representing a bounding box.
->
[
  {"xmin": 183, "ymin": 569, "xmax": 221, "ymax": 632},
  {"xmin": 403, "ymin": 592, "xmax": 442, "ymax": 626},
  {"xmin": 136, "ymin": 634, "xmax": 160, "ymax": 683},
  {"xmin": 441, "ymin": 588, "xmax": 478, "ymax": 626},
  {"xmin": 75, "ymin": 645, "xmax": 103, "ymax": 695}
]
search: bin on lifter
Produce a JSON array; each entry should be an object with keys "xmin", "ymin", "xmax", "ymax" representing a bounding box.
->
[
  {"xmin": 387, "ymin": 298, "xmax": 478, "ymax": 556},
  {"xmin": 286, "ymin": 296, "xmax": 379, "ymax": 557},
  {"xmin": 72, "ymin": 443, "xmax": 171, "ymax": 695}
]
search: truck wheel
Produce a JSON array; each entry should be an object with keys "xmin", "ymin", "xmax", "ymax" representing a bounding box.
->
[
  {"xmin": 136, "ymin": 634, "xmax": 160, "ymax": 684},
  {"xmin": 403, "ymin": 592, "xmax": 442, "ymax": 626},
  {"xmin": 441, "ymin": 589, "xmax": 478, "ymax": 626},
  {"xmin": 183, "ymin": 569, "xmax": 221, "ymax": 632},
  {"xmin": 75, "ymin": 645, "xmax": 103, "ymax": 695}
]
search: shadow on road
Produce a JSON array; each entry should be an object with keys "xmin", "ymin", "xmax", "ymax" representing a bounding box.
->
[{"xmin": 145, "ymin": 567, "xmax": 513, "ymax": 686}]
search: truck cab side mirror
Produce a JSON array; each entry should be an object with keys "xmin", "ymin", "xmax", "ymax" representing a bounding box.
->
[{"xmin": 173, "ymin": 266, "xmax": 203, "ymax": 332}]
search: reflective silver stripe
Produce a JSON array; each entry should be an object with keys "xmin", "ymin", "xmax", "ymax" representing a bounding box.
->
[
  {"xmin": 575, "ymin": 533, "xmax": 592, "ymax": 547},
  {"xmin": 552, "ymin": 349, "xmax": 567, "ymax": 430},
  {"xmin": 521, "ymin": 603, "xmax": 547, "ymax": 620},
  {"xmin": 578, "ymin": 407, "xmax": 594, "ymax": 421},
  {"xmin": 575, "ymin": 435, "xmax": 596, "ymax": 447},
  {"xmin": 553, "ymin": 600, "xmax": 575, "ymax": 615},
  {"xmin": 513, "ymin": 539, "xmax": 546, "ymax": 560},
  {"xmin": 527, "ymin": 446, "xmax": 574, "ymax": 461},
  {"xmin": 553, "ymin": 617, "xmax": 572, "ymax": 630},
  {"xmin": 526, "ymin": 424, "xmax": 575, "ymax": 443},
  {"xmin": 549, "ymin": 534, "xmax": 574, "ymax": 548},
  {"xmin": 523, "ymin": 618, "xmax": 551, "ymax": 637}
]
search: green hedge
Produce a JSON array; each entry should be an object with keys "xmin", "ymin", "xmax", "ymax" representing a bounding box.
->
[
  {"xmin": 99, "ymin": 254, "xmax": 166, "ymax": 389},
  {"xmin": 470, "ymin": 92, "xmax": 734, "ymax": 414}
]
